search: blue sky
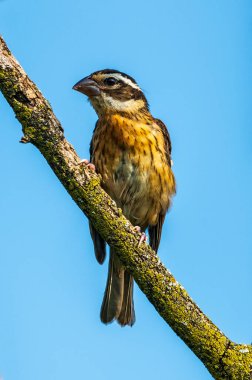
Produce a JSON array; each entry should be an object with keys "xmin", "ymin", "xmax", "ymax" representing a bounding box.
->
[{"xmin": 0, "ymin": 1, "xmax": 251, "ymax": 379}]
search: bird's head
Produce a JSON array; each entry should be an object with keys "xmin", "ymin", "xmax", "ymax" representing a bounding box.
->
[{"xmin": 73, "ymin": 69, "xmax": 149, "ymax": 117}]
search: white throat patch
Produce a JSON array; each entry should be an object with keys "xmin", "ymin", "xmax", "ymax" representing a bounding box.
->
[{"xmin": 100, "ymin": 93, "xmax": 145, "ymax": 112}]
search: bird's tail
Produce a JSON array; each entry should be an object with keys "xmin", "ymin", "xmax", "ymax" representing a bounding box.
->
[{"xmin": 100, "ymin": 249, "xmax": 135, "ymax": 326}]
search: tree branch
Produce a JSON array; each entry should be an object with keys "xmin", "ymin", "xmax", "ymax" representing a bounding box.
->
[{"xmin": 0, "ymin": 35, "xmax": 251, "ymax": 380}]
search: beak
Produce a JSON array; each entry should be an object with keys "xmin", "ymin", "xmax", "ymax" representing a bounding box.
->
[{"xmin": 72, "ymin": 77, "xmax": 101, "ymax": 97}]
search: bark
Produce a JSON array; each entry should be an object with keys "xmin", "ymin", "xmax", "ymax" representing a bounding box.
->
[{"xmin": 0, "ymin": 35, "xmax": 251, "ymax": 380}]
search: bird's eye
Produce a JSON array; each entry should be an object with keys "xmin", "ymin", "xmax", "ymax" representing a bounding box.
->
[{"xmin": 104, "ymin": 77, "xmax": 117, "ymax": 86}]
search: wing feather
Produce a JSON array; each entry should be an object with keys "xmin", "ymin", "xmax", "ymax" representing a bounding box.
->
[
  {"xmin": 148, "ymin": 118, "xmax": 173, "ymax": 252},
  {"xmin": 89, "ymin": 121, "xmax": 106, "ymax": 264},
  {"xmin": 154, "ymin": 118, "xmax": 172, "ymax": 167},
  {"xmin": 148, "ymin": 213, "xmax": 166, "ymax": 253}
]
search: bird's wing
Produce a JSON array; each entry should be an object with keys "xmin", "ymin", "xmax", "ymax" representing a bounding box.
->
[
  {"xmin": 148, "ymin": 118, "xmax": 173, "ymax": 252},
  {"xmin": 89, "ymin": 121, "xmax": 106, "ymax": 264},
  {"xmin": 89, "ymin": 222, "xmax": 106, "ymax": 264},
  {"xmin": 154, "ymin": 118, "xmax": 172, "ymax": 166},
  {"xmin": 148, "ymin": 213, "xmax": 166, "ymax": 253},
  {"xmin": 89, "ymin": 120, "xmax": 98, "ymax": 160}
]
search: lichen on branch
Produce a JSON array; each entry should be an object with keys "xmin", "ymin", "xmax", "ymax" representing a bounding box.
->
[{"xmin": 0, "ymin": 35, "xmax": 251, "ymax": 380}]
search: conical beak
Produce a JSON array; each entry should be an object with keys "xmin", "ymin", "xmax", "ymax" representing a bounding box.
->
[{"xmin": 72, "ymin": 77, "xmax": 101, "ymax": 97}]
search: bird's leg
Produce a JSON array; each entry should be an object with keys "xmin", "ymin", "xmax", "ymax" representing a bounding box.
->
[
  {"xmin": 78, "ymin": 158, "xmax": 96, "ymax": 171},
  {"xmin": 133, "ymin": 226, "xmax": 148, "ymax": 246},
  {"xmin": 138, "ymin": 232, "xmax": 147, "ymax": 245}
]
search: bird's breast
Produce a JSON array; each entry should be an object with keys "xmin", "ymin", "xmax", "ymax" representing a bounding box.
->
[{"xmin": 91, "ymin": 115, "xmax": 175, "ymax": 226}]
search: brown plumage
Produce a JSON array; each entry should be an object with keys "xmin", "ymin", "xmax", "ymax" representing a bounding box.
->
[{"xmin": 73, "ymin": 69, "xmax": 176, "ymax": 326}]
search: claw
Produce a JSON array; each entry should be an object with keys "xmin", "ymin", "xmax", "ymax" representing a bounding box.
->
[
  {"xmin": 87, "ymin": 163, "xmax": 96, "ymax": 171},
  {"xmin": 138, "ymin": 232, "xmax": 147, "ymax": 246},
  {"xmin": 78, "ymin": 158, "xmax": 96, "ymax": 171},
  {"xmin": 133, "ymin": 226, "xmax": 141, "ymax": 233},
  {"xmin": 79, "ymin": 159, "xmax": 89, "ymax": 165},
  {"xmin": 133, "ymin": 226, "xmax": 147, "ymax": 246}
]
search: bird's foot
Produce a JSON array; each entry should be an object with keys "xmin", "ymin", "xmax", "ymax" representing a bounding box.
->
[
  {"xmin": 133, "ymin": 226, "xmax": 148, "ymax": 246},
  {"xmin": 78, "ymin": 158, "xmax": 96, "ymax": 171},
  {"xmin": 138, "ymin": 232, "xmax": 147, "ymax": 246}
]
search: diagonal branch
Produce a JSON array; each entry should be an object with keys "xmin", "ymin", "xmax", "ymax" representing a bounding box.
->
[{"xmin": 0, "ymin": 35, "xmax": 251, "ymax": 380}]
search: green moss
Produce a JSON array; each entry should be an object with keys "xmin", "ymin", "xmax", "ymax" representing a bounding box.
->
[{"xmin": 1, "ymin": 45, "xmax": 252, "ymax": 380}]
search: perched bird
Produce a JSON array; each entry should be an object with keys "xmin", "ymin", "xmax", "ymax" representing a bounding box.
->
[{"xmin": 73, "ymin": 69, "xmax": 176, "ymax": 326}]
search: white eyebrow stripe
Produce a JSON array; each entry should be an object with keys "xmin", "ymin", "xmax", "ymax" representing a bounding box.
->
[{"xmin": 102, "ymin": 73, "xmax": 141, "ymax": 90}]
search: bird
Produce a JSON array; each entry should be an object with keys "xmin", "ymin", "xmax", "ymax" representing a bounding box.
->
[{"xmin": 73, "ymin": 69, "xmax": 176, "ymax": 327}]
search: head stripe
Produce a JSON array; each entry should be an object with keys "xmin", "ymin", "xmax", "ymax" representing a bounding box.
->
[{"xmin": 101, "ymin": 73, "xmax": 141, "ymax": 91}]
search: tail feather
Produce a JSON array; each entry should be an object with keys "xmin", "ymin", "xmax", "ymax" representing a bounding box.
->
[
  {"xmin": 100, "ymin": 249, "xmax": 135, "ymax": 326},
  {"xmin": 100, "ymin": 250, "xmax": 124, "ymax": 323},
  {"xmin": 118, "ymin": 272, "xmax": 135, "ymax": 326}
]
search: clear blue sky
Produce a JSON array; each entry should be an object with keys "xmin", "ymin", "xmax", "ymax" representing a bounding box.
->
[{"xmin": 0, "ymin": 1, "xmax": 251, "ymax": 379}]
